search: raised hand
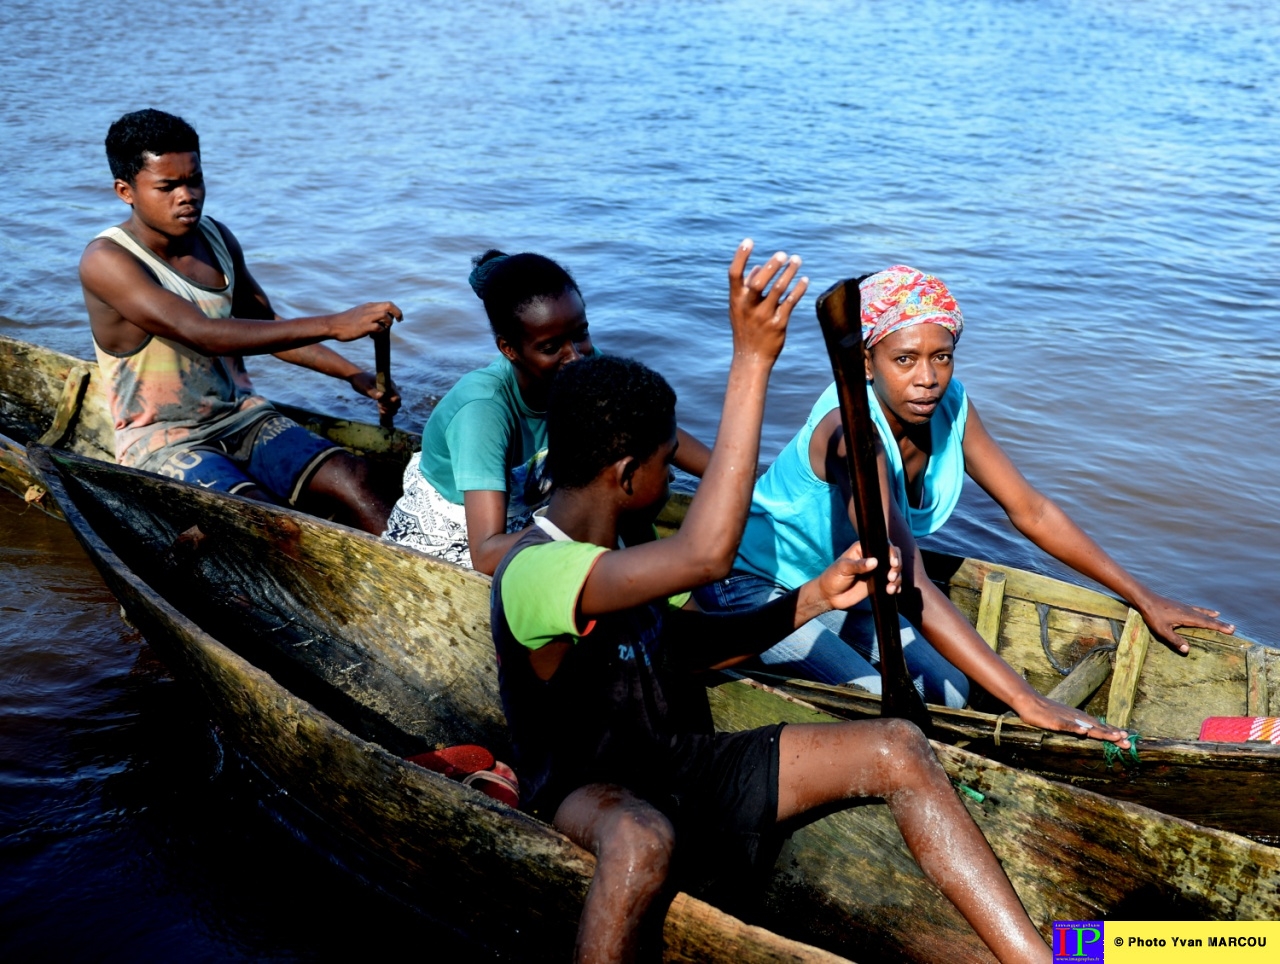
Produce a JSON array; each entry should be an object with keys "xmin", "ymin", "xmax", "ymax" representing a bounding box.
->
[
  {"xmin": 328, "ymin": 301, "xmax": 402, "ymax": 342},
  {"xmin": 1134, "ymin": 590, "xmax": 1235, "ymax": 655},
  {"xmin": 1015, "ymin": 693, "xmax": 1132, "ymax": 749},
  {"xmin": 727, "ymin": 239, "xmax": 808, "ymax": 364},
  {"xmin": 348, "ymin": 370, "xmax": 402, "ymax": 418}
]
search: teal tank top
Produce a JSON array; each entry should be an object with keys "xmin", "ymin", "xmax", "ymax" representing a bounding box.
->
[
  {"xmin": 734, "ymin": 379, "xmax": 968, "ymax": 589},
  {"xmin": 870, "ymin": 377, "xmax": 968, "ymax": 539}
]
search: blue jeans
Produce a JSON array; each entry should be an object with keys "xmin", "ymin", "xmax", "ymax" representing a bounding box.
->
[{"xmin": 693, "ymin": 571, "xmax": 969, "ymax": 709}]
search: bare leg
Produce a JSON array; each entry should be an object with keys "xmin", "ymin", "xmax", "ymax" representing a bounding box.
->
[
  {"xmin": 301, "ymin": 452, "xmax": 392, "ymax": 534},
  {"xmin": 777, "ymin": 719, "xmax": 1050, "ymax": 964},
  {"xmin": 554, "ymin": 783, "xmax": 675, "ymax": 964}
]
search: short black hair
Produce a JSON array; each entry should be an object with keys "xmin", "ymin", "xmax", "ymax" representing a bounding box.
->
[
  {"xmin": 547, "ymin": 355, "xmax": 676, "ymax": 491},
  {"xmin": 105, "ymin": 109, "xmax": 200, "ymax": 183},
  {"xmin": 468, "ymin": 249, "xmax": 582, "ymax": 344}
]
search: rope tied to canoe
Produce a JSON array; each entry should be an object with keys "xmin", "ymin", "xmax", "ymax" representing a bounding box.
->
[
  {"xmin": 1039, "ymin": 602, "xmax": 1118, "ymax": 676},
  {"xmin": 993, "ymin": 711, "xmax": 1013, "ymax": 747},
  {"xmin": 1098, "ymin": 716, "xmax": 1141, "ymax": 767}
]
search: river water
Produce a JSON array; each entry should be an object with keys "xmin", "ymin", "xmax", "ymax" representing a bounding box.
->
[{"xmin": 2, "ymin": 0, "xmax": 1277, "ymax": 958}]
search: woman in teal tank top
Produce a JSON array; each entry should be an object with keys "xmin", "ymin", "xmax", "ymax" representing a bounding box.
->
[{"xmin": 698, "ymin": 265, "xmax": 1231, "ymax": 742}]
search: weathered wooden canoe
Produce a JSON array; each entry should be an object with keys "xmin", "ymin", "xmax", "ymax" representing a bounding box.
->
[
  {"xmin": 0, "ymin": 329, "xmax": 421, "ymax": 517},
  {"xmin": 33, "ymin": 447, "xmax": 1280, "ymax": 963},
  {"xmin": 664, "ymin": 496, "xmax": 1280, "ymax": 844},
  {"xmin": 7, "ymin": 330, "xmax": 1280, "ymax": 843}
]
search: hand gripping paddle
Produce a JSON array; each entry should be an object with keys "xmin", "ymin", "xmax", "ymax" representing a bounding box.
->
[
  {"xmin": 816, "ymin": 277, "xmax": 931, "ymax": 733},
  {"xmin": 373, "ymin": 329, "xmax": 393, "ymax": 430}
]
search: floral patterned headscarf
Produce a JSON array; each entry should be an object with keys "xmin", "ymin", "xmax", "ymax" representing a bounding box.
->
[{"xmin": 859, "ymin": 265, "xmax": 964, "ymax": 349}]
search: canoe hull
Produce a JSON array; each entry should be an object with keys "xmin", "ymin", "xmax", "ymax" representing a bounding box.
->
[
  {"xmin": 7, "ymin": 330, "xmax": 1279, "ymax": 845},
  {"xmin": 762, "ymin": 675, "xmax": 1280, "ymax": 844},
  {"xmin": 0, "ymin": 331, "xmax": 420, "ymax": 513},
  {"xmin": 34, "ymin": 449, "xmax": 1280, "ymax": 964},
  {"xmin": 34, "ymin": 446, "xmax": 852, "ymax": 964}
]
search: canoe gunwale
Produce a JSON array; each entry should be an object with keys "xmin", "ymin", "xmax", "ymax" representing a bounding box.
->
[
  {"xmin": 0, "ymin": 332, "xmax": 422, "ymax": 513},
  {"xmin": 29, "ymin": 443, "xmax": 854, "ymax": 964}
]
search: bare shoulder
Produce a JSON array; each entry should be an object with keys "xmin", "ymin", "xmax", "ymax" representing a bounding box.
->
[
  {"xmin": 79, "ymin": 236, "xmax": 162, "ymax": 351},
  {"xmin": 960, "ymin": 396, "xmax": 997, "ymax": 449},
  {"xmin": 205, "ymin": 217, "xmax": 246, "ymax": 259},
  {"xmin": 808, "ymin": 406, "xmax": 846, "ymax": 481},
  {"xmin": 960, "ymin": 395, "xmax": 1028, "ymax": 493},
  {"xmin": 79, "ymin": 234, "xmax": 149, "ymax": 288}
]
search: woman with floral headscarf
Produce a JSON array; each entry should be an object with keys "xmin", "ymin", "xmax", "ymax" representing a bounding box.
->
[{"xmin": 695, "ymin": 265, "xmax": 1231, "ymax": 745}]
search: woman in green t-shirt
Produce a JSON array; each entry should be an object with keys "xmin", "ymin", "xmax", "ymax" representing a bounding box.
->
[{"xmin": 384, "ymin": 249, "xmax": 710, "ymax": 573}]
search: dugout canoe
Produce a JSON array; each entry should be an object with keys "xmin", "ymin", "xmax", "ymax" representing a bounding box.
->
[
  {"xmin": 32, "ymin": 446, "xmax": 1280, "ymax": 963},
  {"xmin": 0, "ymin": 328, "xmax": 420, "ymax": 517},
  {"xmin": 660, "ymin": 498, "xmax": 1280, "ymax": 844},
  {"xmin": 6, "ymin": 330, "xmax": 1279, "ymax": 842}
]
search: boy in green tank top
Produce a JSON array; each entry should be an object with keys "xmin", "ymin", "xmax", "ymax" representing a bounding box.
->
[{"xmin": 80, "ymin": 108, "xmax": 400, "ymax": 533}]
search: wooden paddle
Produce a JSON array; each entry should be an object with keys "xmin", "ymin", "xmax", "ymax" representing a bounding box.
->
[
  {"xmin": 373, "ymin": 329, "xmax": 393, "ymax": 429},
  {"xmin": 816, "ymin": 277, "xmax": 932, "ymax": 732}
]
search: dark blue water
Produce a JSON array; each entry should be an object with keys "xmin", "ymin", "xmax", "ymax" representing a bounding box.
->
[{"xmin": 2, "ymin": 0, "xmax": 1278, "ymax": 957}]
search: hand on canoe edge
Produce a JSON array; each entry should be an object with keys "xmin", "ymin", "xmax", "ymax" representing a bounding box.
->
[
  {"xmin": 1014, "ymin": 693, "xmax": 1132, "ymax": 750},
  {"xmin": 1133, "ymin": 589, "xmax": 1235, "ymax": 656}
]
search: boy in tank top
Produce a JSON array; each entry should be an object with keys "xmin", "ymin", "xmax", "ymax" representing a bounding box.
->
[
  {"xmin": 79, "ymin": 108, "xmax": 401, "ymax": 533},
  {"xmin": 488, "ymin": 242, "xmax": 1056, "ymax": 964}
]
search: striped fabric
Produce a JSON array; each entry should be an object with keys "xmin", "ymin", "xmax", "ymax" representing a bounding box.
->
[{"xmin": 1198, "ymin": 716, "xmax": 1280, "ymax": 744}]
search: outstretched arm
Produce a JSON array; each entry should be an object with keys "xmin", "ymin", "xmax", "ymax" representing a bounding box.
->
[
  {"xmin": 219, "ymin": 225, "xmax": 403, "ymax": 419},
  {"xmin": 962, "ymin": 401, "xmax": 1234, "ymax": 653},
  {"xmin": 579, "ymin": 240, "xmax": 809, "ymax": 615},
  {"xmin": 81, "ymin": 228, "xmax": 400, "ymax": 358},
  {"xmin": 673, "ymin": 427, "xmax": 712, "ymax": 478},
  {"xmin": 666, "ymin": 543, "xmax": 895, "ymax": 671},
  {"xmin": 889, "ymin": 504, "xmax": 1132, "ymax": 748}
]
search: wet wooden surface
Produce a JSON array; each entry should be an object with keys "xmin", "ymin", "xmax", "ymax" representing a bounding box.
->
[
  {"xmin": 35, "ymin": 449, "xmax": 1280, "ymax": 964},
  {"xmin": 8, "ymin": 332, "xmax": 1280, "ymax": 843},
  {"xmin": 35, "ymin": 447, "xmax": 853, "ymax": 964}
]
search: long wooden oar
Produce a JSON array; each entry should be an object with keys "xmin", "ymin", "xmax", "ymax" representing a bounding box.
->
[
  {"xmin": 816, "ymin": 277, "xmax": 931, "ymax": 733},
  {"xmin": 373, "ymin": 329, "xmax": 393, "ymax": 430}
]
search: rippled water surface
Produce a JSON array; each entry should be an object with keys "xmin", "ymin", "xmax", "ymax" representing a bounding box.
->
[{"xmin": 2, "ymin": 0, "xmax": 1278, "ymax": 957}]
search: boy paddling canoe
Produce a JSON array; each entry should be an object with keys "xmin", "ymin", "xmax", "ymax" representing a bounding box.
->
[
  {"xmin": 489, "ymin": 242, "xmax": 1054, "ymax": 963},
  {"xmin": 80, "ymin": 108, "xmax": 401, "ymax": 533}
]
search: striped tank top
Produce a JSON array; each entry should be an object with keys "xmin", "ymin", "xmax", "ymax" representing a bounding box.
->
[{"xmin": 92, "ymin": 219, "xmax": 271, "ymax": 469}]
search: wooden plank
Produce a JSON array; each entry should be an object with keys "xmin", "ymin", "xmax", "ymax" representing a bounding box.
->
[
  {"xmin": 1045, "ymin": 647, "xmax": 1113, "ymax": 709},
  {"xmin": 930, "ymin": 554, "xmax": 1131, "ymax": 622},
  {"xmin": 39, "ymin": 447, "xmax": 1280, "ymax": 962},
  {"xmin": 974, "ymin": 571, "xmax": 1005, "ymax": 650},
  {"xmin": 1247, "ymin": 645, "xmax": 1269, "ymax": 717},
  {"xmin": 37, "ymin": 365, "xmax": 90, "ymax": 447},
  {"xmin": 1105, "ymin": 610, "xmax": 1151, "ymax": 730}
]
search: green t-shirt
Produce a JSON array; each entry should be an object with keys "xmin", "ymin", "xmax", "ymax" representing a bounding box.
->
[
  {"xmin": 501, "ymin": 539, "xmax": 608, "ymax": 650},
  {"xmin": 500, "ymin": 519, "xmax": 693, "ymax": 651},
  {"xmin": 418, "ymin": 357, "xmax": 548, "ymax": 511}
]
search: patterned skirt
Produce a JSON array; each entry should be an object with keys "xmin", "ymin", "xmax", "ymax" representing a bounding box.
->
[{"xmin": 381, "ymin": 452, "xmax": 536, "ymax": 570}]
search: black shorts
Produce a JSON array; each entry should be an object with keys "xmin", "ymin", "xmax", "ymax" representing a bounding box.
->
[{"xmin": 652, "ymin": 723, "xmax": 787, "ymax": 907}]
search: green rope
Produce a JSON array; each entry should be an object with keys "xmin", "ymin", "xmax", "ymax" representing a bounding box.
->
[
  {"xmin": 955, "ymin": 783, "xmax": 986, "ymax": 803},
  {"xmin": 1098, "ymin": 716, "xmax": 1141, "ymax": 767}
]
